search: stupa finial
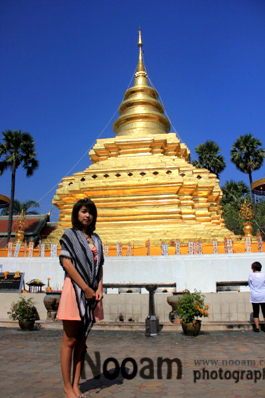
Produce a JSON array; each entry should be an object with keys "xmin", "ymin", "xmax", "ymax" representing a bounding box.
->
[
  {"xmin": 138, "ymin": 27, "xmax": 143, "ymax": 50},
  {"xmin": 135, "ymin": 27, "xmax": 147, "ymax": 77}
]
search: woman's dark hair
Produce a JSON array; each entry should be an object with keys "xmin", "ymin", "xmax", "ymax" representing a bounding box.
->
[
  {"xmin": 251, "ymin": 262, "xmax": 262, "ymax": 272},
  {"xmin": 71, "ymin": 198, "xmax": 97, "ymax": 233}
]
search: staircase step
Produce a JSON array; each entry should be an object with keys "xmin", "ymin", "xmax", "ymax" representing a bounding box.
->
[{"xmin": 0, "ymin": 319, "xmax": 259, "ymax": 331}]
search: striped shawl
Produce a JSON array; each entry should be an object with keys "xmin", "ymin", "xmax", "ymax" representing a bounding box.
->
[{"xmin": 59, "ymin": 228, "xmax": 104, "ymax": 337}]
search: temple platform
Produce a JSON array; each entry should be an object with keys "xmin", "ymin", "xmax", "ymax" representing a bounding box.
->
[{"xmin": 1, "ymin": 253, "xmax": 264, "ymax": 333}]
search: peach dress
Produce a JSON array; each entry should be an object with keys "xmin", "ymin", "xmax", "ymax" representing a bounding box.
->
[{"xmin": 57, "ymin": 244, "xmax": 103, "ymax": 322}]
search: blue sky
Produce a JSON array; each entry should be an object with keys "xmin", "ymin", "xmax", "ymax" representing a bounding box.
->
[{"xmin": 1, "ymin": 0, "xmax": 265, "ymax": 221}]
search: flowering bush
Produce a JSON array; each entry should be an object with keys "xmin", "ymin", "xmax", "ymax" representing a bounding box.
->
[
  {"xmin": 174, "ymin": 290, "xmax": 209, "ymax": 324},
  {"xmin": 9, "ymin": 296, "xmax": 38, "ymax": 322}
]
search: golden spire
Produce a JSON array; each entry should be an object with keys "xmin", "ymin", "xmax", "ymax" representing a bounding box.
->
[
  {"xmin": 113, "ymin": 29, "xmax": 170, "ymax": 137},
  {"xmin": 135, "ymin": 27, "xmax": 147, "ymax": 78}
]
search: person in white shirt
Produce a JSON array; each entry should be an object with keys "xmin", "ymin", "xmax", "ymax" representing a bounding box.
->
[{"xmin": 248, "ymin": 261, "xmax": 265, "ymax": 332}]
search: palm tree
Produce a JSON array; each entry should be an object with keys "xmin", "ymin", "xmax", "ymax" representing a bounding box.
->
[
  {"xmin": 0, "ymin": 130, "xmax": 39, "ymax": 242},
  {"xmin": 231, "ymin": 134, "xmax": 265, "ymax": 200},
  {"xmin": 192, "ymin": 140, "xmax": 226, "ymax": 178},
  {"xmin": 221, "ymin": 180, "xmax": 250, "ymax": 206},
  {"xmin": 1, "ymin": 199, "xmax": 40, "ymax": 215}
]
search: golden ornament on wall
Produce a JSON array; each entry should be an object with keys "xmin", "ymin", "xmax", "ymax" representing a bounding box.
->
[
  {"xmin": 13, "ymin": 210, "xmax": 28, "ymax": 243},
  {"xmin": 238, "ymin": 201, "xmax": 254, "ymax": 237}
]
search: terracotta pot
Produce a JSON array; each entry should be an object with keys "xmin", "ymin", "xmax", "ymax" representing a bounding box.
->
[
  {"xmin": 19, "ymin": 320, "xmax": 35, "ymax": 331},
  {"xmin": 181, "ymin": 320, "xmax": 201, "ymax": 336}
]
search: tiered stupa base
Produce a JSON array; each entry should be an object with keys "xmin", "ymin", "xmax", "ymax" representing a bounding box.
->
[{"xmin": 47, "ymin": 133, "xmax": 238, "ymax": 246}]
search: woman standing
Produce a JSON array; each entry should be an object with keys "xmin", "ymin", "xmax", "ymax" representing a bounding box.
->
[
  {"xmin": 57, "ymin": 198, "xmax": 104, "ymax": 398},
  {"xmin": 248, "ymin": 261, "xmax": 265, "ymax": 333}
]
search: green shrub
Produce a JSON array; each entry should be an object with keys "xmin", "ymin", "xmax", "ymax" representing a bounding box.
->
[
  {"xmin": 9, "ymin": 296, "xmax": 38, "ymax": 322},
  {"xmin": 174, "ymin": 290, "xmax": 209, "ymax": 324}
]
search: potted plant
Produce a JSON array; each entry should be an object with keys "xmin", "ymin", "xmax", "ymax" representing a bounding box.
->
[
  {"xmin": 9, "ymin": 296, "xmax": 38, "ymax": 331},
  {"xmin": 174, "ymin": 290, "xmax": 209, "ymax": 336}
]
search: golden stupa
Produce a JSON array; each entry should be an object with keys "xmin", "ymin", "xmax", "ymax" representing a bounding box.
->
[{"xmin": 49, "ymin": 30, "xmax": 236, "ymax": 246}]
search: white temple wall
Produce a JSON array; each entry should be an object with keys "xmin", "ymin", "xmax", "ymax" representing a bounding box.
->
[{"xmin": 0, "ymin": 252, "xmax": 264, "ymax": 292}]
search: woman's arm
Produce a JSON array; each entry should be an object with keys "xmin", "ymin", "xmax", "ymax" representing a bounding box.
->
[
  {"xmin": 248, "ymin": 274, "xmax": 253, "ymax": 290},
  {"xmin": 95, "ymin": 266, "xmax": 103, "ymax": 301},
  {"xmin": 61, "ymin": 257, "xmax": 96, "ymax": 300}
]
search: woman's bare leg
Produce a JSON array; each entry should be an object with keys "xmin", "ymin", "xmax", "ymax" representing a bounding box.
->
[
  {"xmin": 61, "ymin": 320, "xmax": 80, "ymax": 398},
  {"xmin": 72, "ymin": 324, "xmax": 86, "ymax": 397},
  {"xmin": 254, "ymin": 317, "xmax": 260, "ymax": 330}
]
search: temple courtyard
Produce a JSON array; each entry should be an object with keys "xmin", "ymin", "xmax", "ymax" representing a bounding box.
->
[{"xmin": 0, "ymin": 327, "xmax": 264, "ymax": 398}]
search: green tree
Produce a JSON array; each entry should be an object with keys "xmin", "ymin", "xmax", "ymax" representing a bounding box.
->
[
  {"xmin": 231, "ymin": 134, "xmax": 265, "ymax": 200},
  {"xmin": 192, "ymin": 140, "xmax": 226, "ymax": 178},
  {"xmin": 221, "ymin": 180, "xmax": 250, "ymax": 206},
  {"xmin": 1, "ymin": 199, "xmax": 40, "ymax": 215},
  {"xmin": 222, "ymin": 203, "xmax": 244, "ymax": 235},
  {"xmin": 0, "ymin": 130, "xmax": 39, "ymax": 243}
]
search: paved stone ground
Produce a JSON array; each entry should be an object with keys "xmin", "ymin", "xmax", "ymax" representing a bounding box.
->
[{"xmin": 0, "ymin": 327, "xmax": 265, "ymax": 398}]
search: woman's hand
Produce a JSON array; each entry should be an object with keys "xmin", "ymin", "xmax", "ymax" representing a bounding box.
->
[
  {"xmin": 84, "ymin": 286, "xmax": 96, "ymax": 300},
  {"xmin": 95, "ymin": 288, "xmax": 103, "ymax": 302}
]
